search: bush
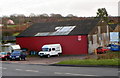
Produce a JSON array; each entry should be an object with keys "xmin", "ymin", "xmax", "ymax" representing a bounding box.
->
[{"xmin": 97, "ymin": 51, "xmax": 120, "ymax": 59}]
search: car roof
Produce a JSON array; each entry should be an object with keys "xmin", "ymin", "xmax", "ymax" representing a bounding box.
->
[
  {"xmin": 0, "ymin": 52, "xmax": 7, "ymax": 53},
  {"xmin": 12, "ymin": 50, "xmax": 22, "ymax": 53}
]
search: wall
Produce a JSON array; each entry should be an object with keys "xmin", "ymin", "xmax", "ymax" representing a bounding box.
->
[{"xmin": 16, "ymin": 35, "xmax": 88, "ymax": 55}]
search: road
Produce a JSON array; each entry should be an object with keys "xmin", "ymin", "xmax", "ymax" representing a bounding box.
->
[{"xmin": 1, "ymin": 63, "xmax": 119, "ymax": 77}]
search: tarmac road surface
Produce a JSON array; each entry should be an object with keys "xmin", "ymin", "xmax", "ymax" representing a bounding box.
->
[{"xmin": 1, "ymin": 63, "xmax": 119, "ymax": 78}]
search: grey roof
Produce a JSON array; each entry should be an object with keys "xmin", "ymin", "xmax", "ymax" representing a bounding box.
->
[
  {"xmin": 17, "ymin": 19, "xmax": 100, "ymax": 37},
  {"xmin": 108, "ymin": 24, "xmax": 117, "ymax": 30},
  {"xmin": 2, "ymin": 36, "xmax": 16, "ymax": 41}
]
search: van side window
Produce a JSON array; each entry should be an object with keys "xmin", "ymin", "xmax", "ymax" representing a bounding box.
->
[
  {"xmin": 52, "ymin": 48, "xmax": 55, "ymax": 51},
  {"xmin": 49, "ymin": 48, "xmax": 51, "ymax": 51}
]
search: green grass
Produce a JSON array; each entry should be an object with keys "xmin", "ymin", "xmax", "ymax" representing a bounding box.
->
[
  {"xmin": 13, "ymin": 33, "xmax": 20, "ymax": 36},
  {"xmin": 56, "ymin": 58, "xmax": 120, "ymax": 66},
  {"xmin": 97, "ymin": 51, "xmax": 120, "ymax": 59},
  {"xmin": 57, "ymin": 51, "xmax": 120, "ymax": 66},
  {"xmin": 7, "ymin": 25, "xmax": 17, "ymax": 27}
]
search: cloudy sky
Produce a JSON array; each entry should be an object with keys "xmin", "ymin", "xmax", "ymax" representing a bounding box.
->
[{"xmin": 0, "ymin": 0, "xmax": 119, "ymax": 17}]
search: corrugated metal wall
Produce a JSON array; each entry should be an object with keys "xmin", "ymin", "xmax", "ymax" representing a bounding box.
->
[{"xmin": 16, "ymin": 35, "xmax": 88, "ymax": 55}]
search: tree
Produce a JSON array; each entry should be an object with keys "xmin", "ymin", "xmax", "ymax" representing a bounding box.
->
[
  {"xmin": 96, "ymin": 8, "xmax": 108, "ymax": 22},
  {"xmin": 2, "ymin": 16, "xmax": 9, "ymax": 26},
  {"xmin": 50, "ymin": 13, "xmax": 63, "ymax": 18},
  {"xmin": 17, "ymin": 14, "xmax": 25, "ymax": 25},
  {"xmin": 38, "ymin": 13, "xmax": 49, "ymax": 18},
  {"xmin": 29, "ymin": 13, "xmax": 36, "ymax": 17},
  {"xmin": 66, "ymin": 14, "xmax": 77, "ymax": 17}
]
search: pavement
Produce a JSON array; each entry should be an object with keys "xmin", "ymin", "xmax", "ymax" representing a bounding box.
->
[{"xmin": 2, "ymin": 55, "xmax": 86, "ymax": 64}]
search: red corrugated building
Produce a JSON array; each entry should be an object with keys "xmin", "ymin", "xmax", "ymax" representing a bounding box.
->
[{"xmin": 16, "ymin": 19, "xmax": 99, "ymax": 55}]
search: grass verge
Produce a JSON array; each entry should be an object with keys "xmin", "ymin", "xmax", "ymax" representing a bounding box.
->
[
  {"xmin": 56, "ymin": 58, "xmax": 120, "ymax": 66},
  {"xmin": 7, "ymin": 25, "xmax": 17, "ymax": 27}
]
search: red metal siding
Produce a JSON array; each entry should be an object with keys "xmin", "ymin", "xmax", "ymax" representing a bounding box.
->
[{"xmin": 16, "ymin": 35, "xmax": 88, "ymax": 55}]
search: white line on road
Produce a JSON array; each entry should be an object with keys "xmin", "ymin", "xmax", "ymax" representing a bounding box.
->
[
  {"xmin": 25, "ymin": 70, "xmax": 39, "ymax": 72},
  {"xmin": 2, "ymin": 68, "xmax": 7, "ymax": 69},
  {"xmin": 15, "ymin": 69, "xmax": 23, "ymax": 71},
  {"xmin": 54, "ymin": 72, "xmax": 98, "ymax": 76},
  {"xmin": 54, "ymin": 72, "xmax": 63, "ymax": 75}
]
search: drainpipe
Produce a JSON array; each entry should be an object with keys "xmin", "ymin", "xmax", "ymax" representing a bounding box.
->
[
  {"xmin": 98, "ymin": 26, "xmax": 102, "ymax": 46},
  {"xmin": 106, "ymin": 25, "xmax": 109, "ymax": 45}
]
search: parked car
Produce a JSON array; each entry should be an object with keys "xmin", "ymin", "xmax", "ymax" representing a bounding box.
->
[
  {"xmin": 9, "ymin": 50, "xmax": 26, "ymax": 61},
  {"xmin": 96, "ymin": 47, "xmax": 110, "ymax": 54},
  {"xmin": 0, "ymin": 52, "xmax": 10, "ymax": 61},
  {"xmin": 110, "ymin": 44, "xmax": 120, "ymax": 51}
]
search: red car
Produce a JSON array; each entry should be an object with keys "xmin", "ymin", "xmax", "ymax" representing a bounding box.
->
[
  {"xmin": 96, "ymin": 47, "xmax": 110, "ymax": 54},
  {"xmin": 0, "ymin": 52, "xmax": 10, "ymax": 61}
]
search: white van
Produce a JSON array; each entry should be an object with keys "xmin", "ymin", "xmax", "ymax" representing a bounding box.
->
[
  {"xmin": 38, "ymin": 44, "xmax": 62, "ymax": 58},
  {"xmin": 1, "ymin": 43, "xmax": 21, "ymax": 53}
]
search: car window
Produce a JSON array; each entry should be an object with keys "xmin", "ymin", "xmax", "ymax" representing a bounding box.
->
[
  {"xmin": 0, "ymin": 52, "xmax": 7, "ymax": 55},
  {"xmin": 11, "ymin": 52, "xmax": 21, "ymax": 56}
]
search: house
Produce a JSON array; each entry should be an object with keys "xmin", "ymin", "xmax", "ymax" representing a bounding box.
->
[
  {"xmin": 2, "ymin": 36, "xmax": 16, "ymax": 43},
  {"xmin": 16, "ymin": 19, "xmax": 101, "ymax": 55},
  {"xmin": 113, "ymin": 24, "xmax": 120, "ymax": 32},
  {"xmin": 88, "ymin": 21, "xmax": 119, "ymax": 53},
  {"xmin": 7, "ymin": 19, "xmax": 15, "ymax": 25}
]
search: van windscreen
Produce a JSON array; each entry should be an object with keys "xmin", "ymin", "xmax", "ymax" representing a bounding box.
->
[{"xmin": 42, "ymin": 48, "xmax": 49, "ymax": 51}]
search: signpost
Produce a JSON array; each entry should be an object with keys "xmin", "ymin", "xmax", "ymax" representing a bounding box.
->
[
  {"xmin": 110, "ymin": 32, "xmax": 120, "ymax": 51},
  {"xmin": 110, "ymin": 32, "xmax": 120, "ymax": 42}
]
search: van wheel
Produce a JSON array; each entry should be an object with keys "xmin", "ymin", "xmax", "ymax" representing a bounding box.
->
[
  {"xmin": 57, "ymin": 54, "xmax": 60, "ymax": 56},
  {"xmin": 47, "ymin": 55, "xmax": 50, "ymax": 58},
  {"xmin": 40, "ymin": 56, "xmax": 42, "ymax": 58}
]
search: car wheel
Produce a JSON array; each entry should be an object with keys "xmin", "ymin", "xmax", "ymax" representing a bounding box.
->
[
  {"xmin": 104, "ymin": 51, "xmax": 106, "ymax": 54},
  {"xmin": 47, "ymin": 55, "xmax": 50, "ymax": 58},
  {"xmin": 24, "ymin": 58, "xmax": 26, "ymax": 61},
  {"xmin": 19, "ymin": 58, "xmax": 21, "ymax": 61},
  {"xmin": 5, "ymin": 57, "xmax": 7, "ymax": 61}
]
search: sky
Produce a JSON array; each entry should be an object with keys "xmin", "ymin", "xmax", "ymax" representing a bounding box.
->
[{"xmin": 0, "ymin": 0, "xmax": 119, "ymax": 17}]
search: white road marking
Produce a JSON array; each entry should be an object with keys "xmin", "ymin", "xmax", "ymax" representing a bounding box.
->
[
  {"xmin": 54, "ymin": 72, "xmax": 63, "ymax": 75},
  {"xmin": 15, "ymin": 69, "xmax": 39, "ymax": 72},
  {"xmin": 54, "ymin": 72, "xmax": 98, "ymax": 76},
  {"xmin": 2, "ymin": 68, "xmax": 7, "ymax": 69},
  {"xmin": 25, "ymin": 70, "xmax": 39, "ymax": 72},
  {"xmin": 15, "ymin": 69, "xmax": 23, "ymax": 71}
]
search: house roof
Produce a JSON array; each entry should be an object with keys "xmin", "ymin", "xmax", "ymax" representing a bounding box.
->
[
  {"xmin": 17, "ymin": 19, "xmax": 100, "ymax": 37},
  {"xmin": 108, "ymin": 24, "xmax": 118, "ymax": 30},
  {"xmin": 2, "ymin": 36, "xmax": 16, "ymax": 41}
]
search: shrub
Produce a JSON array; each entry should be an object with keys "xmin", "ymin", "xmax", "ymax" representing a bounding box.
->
[{"xmin": 97, "ymin": 51, "xmax": 120, "ymax": 59}]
